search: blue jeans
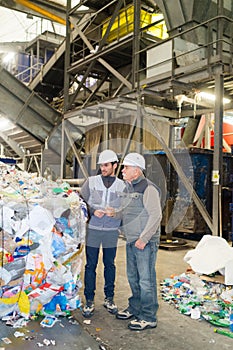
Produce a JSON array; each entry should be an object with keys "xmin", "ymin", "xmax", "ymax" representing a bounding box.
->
[
  {"xmin": 126, "ymin": 240, "xmax": 159, "ymax": 322},
  {"xmin": 84, "ymin": 228, "xmax": 118, "ymax": 301}
]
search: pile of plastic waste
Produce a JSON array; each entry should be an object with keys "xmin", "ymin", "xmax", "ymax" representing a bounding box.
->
[
  {"xmin": 0, "ymin": 161, "xmax": 88, "ymax": 323},
  {"xmin": 161, "ymin": 272, "xmax": 233, "ymax": 333}
]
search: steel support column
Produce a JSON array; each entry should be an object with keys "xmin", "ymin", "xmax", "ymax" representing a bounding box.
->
[
  {"xmin": 116, "ymin": 114, "xmax": 138, "ymax": 177},
  {"xmin": 212, "ymin": 0, "xmax": 224, "ymax": 236},
  {"xmin": 103, "ymin": 109, "xmax": 109, "ymax": 151},
  {"xmin": 64, "ymin": 0, "xmax": 71, "ymax": 113},
  {"xmin": 212, "ymin": 70, "xmax": 224, "ymax": 236},
  {"xmin": 132, "ymin": 0, "xmax": 140, "ymax": 89},
  {"xmin": 61, "ymin": 0, "xmax": 71, "ymax": 179},
  {"xmin": 133, "ymin": 0, "xmax": 143, "ymax": 153}
]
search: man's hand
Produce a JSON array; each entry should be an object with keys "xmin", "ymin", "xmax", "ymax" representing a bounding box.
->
[
  {"xmin": 135, "ymin": 238, "xmax": 146, "ymax": 250},
  {"xmin": 105, "ymin": 207, "xmax": 115, "ymax": 217},
  {"xmin": 94, "ymin": 209, "xmax": 105, "ymax": 218}
]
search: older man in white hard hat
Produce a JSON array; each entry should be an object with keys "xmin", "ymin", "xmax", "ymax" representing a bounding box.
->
[
  {"xmin": 116, "ymin": 152, "xmax": 162, "ymax": 331},
  {"xmin": 80, "ymin": 149, "xmax": 125, "ymax": 317}
]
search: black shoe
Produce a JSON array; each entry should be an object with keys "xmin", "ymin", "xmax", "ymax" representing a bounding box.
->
[
  {"xmin": 116, "ymin": 308, "xmax": 134, "ymax": 320},
  {"xmin": 103, "ymin": 298, "xmax": 118, "ymax": 314},
  {"xmin": 82, "ymin": 300, "xmax": 95, "ymax": 317},
  {"xmin": 128, "ymin": 319, "xmax": 157, "ymax": 331}
]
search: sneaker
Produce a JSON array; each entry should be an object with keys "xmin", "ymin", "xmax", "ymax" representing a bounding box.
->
[
  {"xmin": 82, "ymin": 300, "xmax": 95, "ymax": 317},
  {"xmin": 103, "ymin": 298, "xmax": 118, "ymax": 314},
  {"xmin": 128, "ymin": 319, "xmax": 157, "ymax": 331},
  {"xmin": 116, "ymin": 308, "xmax": 134, "ymax": 320}
]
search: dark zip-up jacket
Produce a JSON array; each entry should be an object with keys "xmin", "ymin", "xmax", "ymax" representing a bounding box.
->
[{"xmin": 121, "ymin": 175, "xmax": 162, "ymax": 243}]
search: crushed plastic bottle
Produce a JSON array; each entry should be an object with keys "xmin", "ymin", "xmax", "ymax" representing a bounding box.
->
[
  {"xmin": 214, "ymin": 328, "xmax": 233, "ymax": 338},
  {"xmin": 229, "ymin": 309, "xmax": 233, "ymax": 332},
  {"xmin": 191, "ymin": 306, "xmax": 201, "ymax": 320}
]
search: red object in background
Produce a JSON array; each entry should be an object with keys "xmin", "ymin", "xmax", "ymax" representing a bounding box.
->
[
  {"xmin": 210, "ymin": 122, "xmax": 233, "ymax": 150},
  {"xmin": 193, "ymin": 115, "xmax": 233, "ymax": 151}
]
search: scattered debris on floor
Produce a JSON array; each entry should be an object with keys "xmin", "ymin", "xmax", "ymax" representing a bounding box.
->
[
  {"xmin": 13, "ymin": 331, "xmax": 25, "ymax": 338},
  {"xmin": 1, "ymin": 337, "xmax": 12, "ymax": 344},
  {"xmin": 84, "ymin": 319, "xmax": 91, "ymax": 325},
  {"xmin": 161, "ymin": 271, "xmax": 233, "ymax": 336},
  {"xmin": 161, "ymin": 234, "xmax": 233, "ymax": 337},
  {"xmin": 40, "ymin": 315, "xmax": 59, "ymax": 328}
]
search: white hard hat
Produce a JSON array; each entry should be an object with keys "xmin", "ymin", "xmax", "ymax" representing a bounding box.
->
[
  {"xmin": 97, "ymin": 150, "xmax": 118, "ymax": 164},
  {"xmin": 123, "ymin": 153, "xmax": 145, "ymax": 170}
]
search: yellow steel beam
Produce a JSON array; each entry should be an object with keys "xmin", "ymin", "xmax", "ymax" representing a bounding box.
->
[{"xmin": 14, "ymin": 0, "xmax": 66, "ymax": 25}]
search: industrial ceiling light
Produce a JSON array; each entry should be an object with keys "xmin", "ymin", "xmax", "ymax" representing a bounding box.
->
[
  {"xmin": 197, "ymin": 91, "xmax": 231, "ymax": 105},
  {"xmin": 0, "ymin": 116, "xmax": 14, "ymax": 131},
  {"xmin": 72, "ymin": 0, "xmax": 89, "ymax": 9},
  {"xmin": 2, "ymin": 52, "xmax": 15, "ymax": 64},
  {"xmin": 72, "ymin": 0, "xmax": 81, "ymax": 6}
]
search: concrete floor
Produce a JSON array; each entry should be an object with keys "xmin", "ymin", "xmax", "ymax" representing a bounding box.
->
[
  {"xmin": 73, "ymin": 237, "xmax": 233, "ymax": 350},
  {"xmin": 0, "ymin": 313, "xmax": 100, "ymax": 350}
]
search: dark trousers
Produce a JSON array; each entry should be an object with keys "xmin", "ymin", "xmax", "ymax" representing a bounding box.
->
[{"xmin": 84, "ymin": 228, "xmax": 118, "ymax": 301}]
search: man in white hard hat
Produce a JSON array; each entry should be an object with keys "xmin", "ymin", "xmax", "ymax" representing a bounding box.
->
[
  {"xmin": 80, "ymin": 149, "xmax": 125, "ymax": 317},
  {"xmin": 116, "ymin": 152, "xmax": 162, "ymax": 331}
]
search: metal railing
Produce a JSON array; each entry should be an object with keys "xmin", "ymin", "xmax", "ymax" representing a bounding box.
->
[
  {"xmin": 15, "ymin": 62, "xmax": 44, "ymax": 84},
  {"xmin": 138, "ymin": 15, "xmax": 233, "ymax": 85}
]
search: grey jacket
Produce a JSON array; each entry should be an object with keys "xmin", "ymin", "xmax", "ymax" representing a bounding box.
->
[
  {"xmin": 121, "ymin": 176, "xmax": 162, "ymax": 243},
  {"xmin": 81, "ymin": 175, "xmax": 125, "ymax": 231}
]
